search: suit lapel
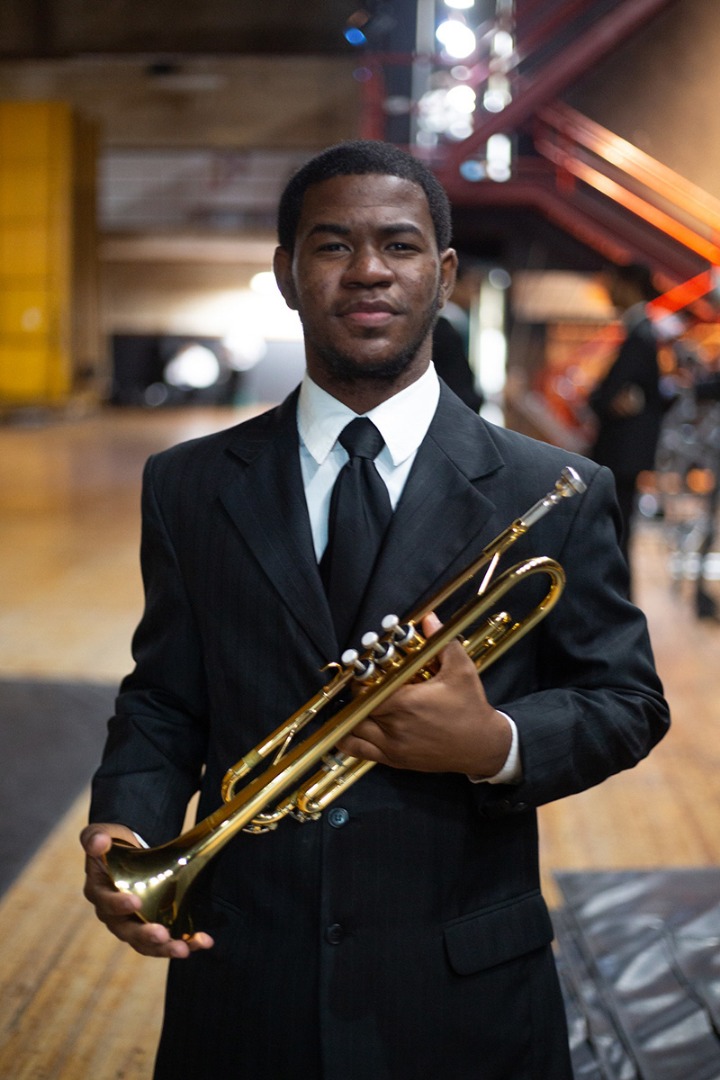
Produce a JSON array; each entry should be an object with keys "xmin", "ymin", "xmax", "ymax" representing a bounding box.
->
[
  {"xmin": 218, "ymin": 391, "xmax": 338, "ymax": 661},
  {"xmin": 353, "ymin": 386, "xmax": 506, "ymax": 640},
  {"xmin": 217, "ymin": 384, "xmax": 510, "ymax": 661}
]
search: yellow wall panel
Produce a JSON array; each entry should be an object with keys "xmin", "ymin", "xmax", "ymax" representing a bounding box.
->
[
  {"xmin": 0, "ymin": 224, "xmax": 54, "ymax": 278},
  {"xmin": 0, "ymin": 169, "xmax": 52, "ymax": 218},
  {"xmin": 0, "ymin": 102, "xmax": 71, "ymax": 162},
  {"xmin": 0, "ymin": 345, "xmax": 68, "ymax": 401},
  {"xmin": 0, "ymin": 101, "xmax": 97, "ymax": 407},
  {"xmin": 0, "ymin": 290, "xmax": 50, "ymax": 337}
]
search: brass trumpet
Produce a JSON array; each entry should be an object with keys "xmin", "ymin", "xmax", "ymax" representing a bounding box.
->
[{"xmin": 103, "ymin": 466, "xmax": 586, "ymax": 938}]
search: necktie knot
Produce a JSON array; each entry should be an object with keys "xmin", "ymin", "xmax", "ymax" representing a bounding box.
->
[{"xmin": 338, "ymin": 417, "xmax": 385, "ymax": 462}]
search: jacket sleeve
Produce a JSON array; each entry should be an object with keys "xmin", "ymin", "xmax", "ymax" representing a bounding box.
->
[
  {"xmin": 89, "ymin": 454, "xmax": 210, "ymax": 845},
  {"xmin": 478, "ymin": 462, "xmax": 670, "ymax": 814}
]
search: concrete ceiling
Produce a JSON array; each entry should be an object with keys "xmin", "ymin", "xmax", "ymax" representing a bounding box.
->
[{"xmin": 0, "ymin": 0, "xmax": 362, "ymax": 58}]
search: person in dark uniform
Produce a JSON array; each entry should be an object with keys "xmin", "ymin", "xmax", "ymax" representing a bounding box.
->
[
  {"xmin": 432, "ymin": 259, "xmax": 484, "ymax": 411},
  {"xmin": 588, "ymin": 263, "xmax": 669, "ymax": 590}
]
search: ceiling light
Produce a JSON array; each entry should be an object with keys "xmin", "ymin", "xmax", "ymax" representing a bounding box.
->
[{"xmin": 436, "ymin": 19, "xmax": 477, "ymax": 60}]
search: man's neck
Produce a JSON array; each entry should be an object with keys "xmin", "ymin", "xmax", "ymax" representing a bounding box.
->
[{"xmin": 306, "ymin": 357, "xmax": 432, "ymax": 415}]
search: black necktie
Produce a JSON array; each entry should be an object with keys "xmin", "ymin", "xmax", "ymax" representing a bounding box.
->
[{"xmin": 321, "ymin": 417, "xmax": 393, "ymax": 649}]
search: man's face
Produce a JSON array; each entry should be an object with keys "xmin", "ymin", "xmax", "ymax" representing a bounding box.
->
[{"xmin": 274, "ymin": 173, "xmax": 457, "ymax": 395}]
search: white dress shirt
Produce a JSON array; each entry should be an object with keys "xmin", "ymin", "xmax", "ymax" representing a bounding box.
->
[
  {"xmin": 297, "ymin": 364, "xmax": 520, "ymax": 786},
  {"xmin": 297, "ymin": 362, "xmax": 440, "ymax": 560}
]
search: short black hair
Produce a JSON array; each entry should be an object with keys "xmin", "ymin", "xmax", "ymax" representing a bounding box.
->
[
  {"xmin": 612, "ymin": 262, "xmax": 659, "ymax": 302},
  {"xmin": 277, "ymin": 140, "xmax": 453, "ymax": 253}
]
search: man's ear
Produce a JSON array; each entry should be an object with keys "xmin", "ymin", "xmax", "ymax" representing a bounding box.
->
[
  {"xmin": 439, "ymin": 248, "xmax": 458, "ymax": 308},
  {"xmin": 273, "ymin": 246, "xmax": 299, "ymax": 310}
]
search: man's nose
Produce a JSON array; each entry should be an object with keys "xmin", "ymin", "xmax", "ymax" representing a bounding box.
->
[{"xmin": 343, "ymin": 246, "xmax": 394, "ymax": 285}]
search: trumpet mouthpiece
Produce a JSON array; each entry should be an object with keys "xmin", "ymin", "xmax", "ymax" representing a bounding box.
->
[{"xmin": 559, "ymin": 466, "xmax": 586, "ymax": 496}]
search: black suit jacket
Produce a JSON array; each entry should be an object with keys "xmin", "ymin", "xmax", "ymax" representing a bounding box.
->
[{"xmin": 91, "ymin": 383, "xmax": 669, "ymax": 1080}]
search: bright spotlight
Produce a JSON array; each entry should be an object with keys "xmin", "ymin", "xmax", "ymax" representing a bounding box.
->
[
  {"xmin": 436, "ymin": 19, "xmax": 477, "ymax": 60},
  {"xmin": 446, "ymin": 84, "xmax": 476, "ymax": 114},
  {"xmin": 164, "ymin": 345, "xmax": 220, "ymax": 390}
]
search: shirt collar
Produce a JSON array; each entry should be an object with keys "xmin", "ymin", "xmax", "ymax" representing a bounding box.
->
[{"xmin": 298, "ymin": 363, "xmax": 440, "ymax": 467}]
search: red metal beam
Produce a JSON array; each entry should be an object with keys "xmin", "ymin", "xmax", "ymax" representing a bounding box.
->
[
  {"xmin": 443, "ymin": 164, "xmax": 707, "ymax": 283},
  {"xmin": 515, "ymin": 0, "xmax": 610, "ymax": 65},
  {"xmin": 436, "ymin": 0, "xmax": 680, "ymax": 184},
  {"xmin": 535, "ymin": 137, "xmax": 720, "ymax": 265},
  {"xmin": 516, "ymin": 0, "xmax": 597, "ymax": 33},
  {"xmin": 536, "ymin": 102, "xmax": 720, "ymax": 236}
]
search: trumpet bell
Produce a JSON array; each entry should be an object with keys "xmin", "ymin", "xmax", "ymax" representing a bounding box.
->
[{"xmin": 104, "ymin": 839, "xmax": 200, "ymax": 939}]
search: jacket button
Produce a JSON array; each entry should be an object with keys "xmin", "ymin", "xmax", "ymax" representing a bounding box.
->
[
  {"xmin": 328, "ymin": 807, "xmax": 349, "ymax": 828},
  {"xmin": 325, "ymin": 923, "xmax": 344, "ymax": 945}
]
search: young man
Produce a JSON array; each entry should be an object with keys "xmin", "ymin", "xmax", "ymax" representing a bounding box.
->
[{"xmin": 82, "ymin": 141, "xmax": 669, "ymax": 1079}]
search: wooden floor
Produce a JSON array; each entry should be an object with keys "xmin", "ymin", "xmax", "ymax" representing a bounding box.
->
[{"xmin": 0, "ymin": 403, "xmax": 719, "ymax": 1078}]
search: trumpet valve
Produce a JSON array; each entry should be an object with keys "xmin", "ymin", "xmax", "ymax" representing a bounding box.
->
[
  {"xmin": 341, "ymin": 648, "xmax": 376, "ymax": 684},
  {"xmin": 381, "ymin": 614, "xmax": 420, "ymax": 649},
  {"xmin": 361, "ymin": 630, "xmax": 398, "ymax": 669}
]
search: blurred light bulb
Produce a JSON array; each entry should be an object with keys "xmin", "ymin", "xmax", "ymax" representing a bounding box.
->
[
  {"xmin": 459, "ymin": 158, "xmax": 486, "ymax": 182},
  {"xmin": 483, "ymin": 73, "xmax": 511, "ymax": 113},
  {"xmin": 486, "ymin": 133, "xmax": 512, "ymax": 182},
  {"xmin": 446, "ymin": 84, "xmax": 476, "ymax": 114},
  {"xmin": 448, "ymin": 119, "xmax": 473, "ymax": 140},
  {"xmin": 164, "ymin": 345, "xmax": 220, "ymax": 389},
  {"xmin": 488, "ymin": 267, "xmax": 512, "ymax": 290},
  {"xmin": 436, "ymin": 19, "xmax": 477, "ymax": 59},
  {"xmin": 492, "ymin": 30, "xmax": 514, "ymax": 58},
  {"xmin": 344, "ymin": 27, "xmax": 367, "ymax": 46}
]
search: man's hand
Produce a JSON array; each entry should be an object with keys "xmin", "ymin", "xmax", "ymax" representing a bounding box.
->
[
  {"xmin": 80, "ymin": 824, "xmax": 214, "ymax": 959},
  {"xmin": 337, "ymin": 613, "xmax": 512, "ymax": 777},
  {"xmin": 610, "ymin": 384, "xmax": 645, "ymax": 417}
]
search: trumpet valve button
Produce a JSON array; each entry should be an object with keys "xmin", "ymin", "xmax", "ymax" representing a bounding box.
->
[
  {"xmin": 391, "ymin": 621, "xmax": 419, "ymax": 648},
  {"xmin": 362, "ymin": 629, "xmax": 397, "ymax": 666},
  {"xmin": 341, "ymin": 648, "xmax": 375, "ymax": 682}
]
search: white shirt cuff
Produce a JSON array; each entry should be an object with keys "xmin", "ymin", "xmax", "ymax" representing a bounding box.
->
[{"xmin": 468, "ymin": 712, "xmax": 522, "ymax": 785}]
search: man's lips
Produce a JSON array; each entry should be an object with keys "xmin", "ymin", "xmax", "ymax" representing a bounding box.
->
[{"xmin": 338, "ymin": 302, "xmax": 400, "ymax": 328}]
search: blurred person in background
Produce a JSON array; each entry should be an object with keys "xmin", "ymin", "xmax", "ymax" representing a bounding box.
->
[
  {"xmin": 432, "ymin": 259, "xmax": 484, "ymax": 412},
  {"xmin": 587, "ymin": 263, "xmax": 673, "ymax": 593}
]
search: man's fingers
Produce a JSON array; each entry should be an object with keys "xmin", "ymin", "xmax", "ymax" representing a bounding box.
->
[
  {"xmin": 79, "ymin": 824, "xmax": 114, "ymax": 857},
  {"xmin": 116, "ymin": 922, "xmax": 215, "ymax": 959},
  {"xmin": 421, "ymin": 611, "xmax": 442, "ymax": 636}
]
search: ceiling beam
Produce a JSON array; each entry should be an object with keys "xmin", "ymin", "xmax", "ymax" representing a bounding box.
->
[
  {"xmin": 445, "ymin": 164, "xmax": 707, "ymax": 283},
  {"xmin": 436, "ymin": 0, "xmax": 680, "ymax": 183}
]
